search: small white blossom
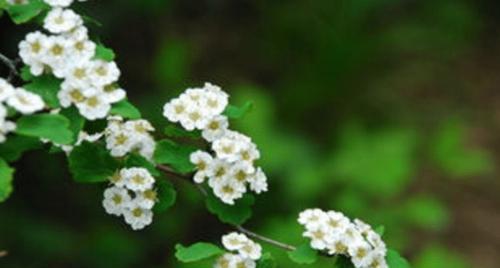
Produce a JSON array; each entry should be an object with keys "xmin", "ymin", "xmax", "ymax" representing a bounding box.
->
[
  {"xmin": 7, "ymin": 88, "xmax": 45, "ymax": 114},
  {"xmin": 213, "ymin": 177, "xmax": 245, "ymax": 205},
  {"xmin": 18, "ymin": 31, "xmax": 49, "ymax": 76},
  {"xmin": 0, "ymin": 78, "xmax": 15, "ymax": 102},
  {"xmin": 0, "ymin": 119, "xmax": 16, "ymax": 143},
  {"xmin": 102, "ymin": 186, "xmax": 131, "ymax": 216},
  {"xmin": 120, "ymin": 167, "xmax": 155, "ymax": 192},
  {"xmin": 132, "ymin": 189, "xmax": 157, "ymax": 210},
  {"xmin": 44, "ymin": 0, "xmax": 73, "ymax": 7},
  {"xmin": 238, "ymin": 240, "xmax": 262, "ymax": 261},
  {"xmin": 248, "ymin": 168, "xmax": 268, "ymax": 194},
  {"xmin": 222, "ymin": 232, "xmax": 249, "ymax": 251},
  {"xmin": 90, "ymin": 60, "xmax": 120, "ymax": 87},
  {"xmin": 123, "ymin": 204, "xmax": 153, "ymax": 230},
  {"xmin": 190, "ymin": 150, "xmax": 213, "ymax": 183},
  {"xmin": 75, "ymin": 93, "xmax": 111, "ymax": 120},
  {"xmin": 44, "ymin": 8, "xmax": 83, "ymax": 34},
  {"xmin": 202, "ymin": 115, "xmax": 228, "ymax": 142}
]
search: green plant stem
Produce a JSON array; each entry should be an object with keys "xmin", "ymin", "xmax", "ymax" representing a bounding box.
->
[{"xmin": 156, "ymin": 164, "xmax": 298, "ymax": 252}]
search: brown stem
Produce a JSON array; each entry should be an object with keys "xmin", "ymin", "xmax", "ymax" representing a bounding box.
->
[
  {"xmin": 156, "ymin": 164, "xmax": 298, "ymax": 253},
  {"xmin": 0, "ymin": 53, "xmax": 19, "ymax": 82}
]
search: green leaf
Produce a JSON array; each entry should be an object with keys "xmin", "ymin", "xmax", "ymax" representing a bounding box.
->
[
  {"xmin": 375, "ymin": 225, "xmax": 385, "ymax": 236},
  {"xmin": 223, "ymin": 101, "xmax": 253, "ymax": 119},
  {"xmin": 287, "ymin": 243, "xmax": 318, "ymax": 264},
  {"xmin": 386, "ymin": 249, "xmax": 411, "ymax": 268},
  {"xmin": 6, "ymin": 0, "xmax": 48, "ymax": 24},
  {"xmin": 164, "ymin": 123, "xmax": 201, "ymax": 138},
  {"xmin": 110, "ymin": 100, "xmax": 141, "ymax": 119},
  {"xmin": 60, "ymin": 107, "xmax": 85, "ymax": 143},
  {"xmin": 0, "ymin": 135, "xmax": 42, "ymax": 162},
  {"xmin": 154, "ymin": 179, "xmax": 176, "ymax": 213},
  {"xmin": 94, "ymin": 44, "xmax": 116, "ymax": 61},
  {"xmin": 24, "ymin": 75, "xmax": 62, "ymax": 108},
  {"xmin": 175, "ymin": 243, "xmax": 224, "ymax": 263},
  {"xmin": 0, "ymin": 158, "xmax": 14, "ymax": 203},
  {"xmin": 20, "ymin": 65, "xmax": 34, "ymax": 81},
  {"xmin": 257, "ymin": 252, "xmax": 277, "ymax": 268},
  {"xmin": 124, "ymin": 153, "xmax": 160, "ymax": 177},
  {"xmin": 153, "ymin": 139, "xmax": 197, "ymax": 174},
  {"xmin": 205, "ymin": 192, "xmax": 255, "ymax": 225},
  {"xmin": 16, "ymin": 114, "xmax": 73, "ymax": 145},
  {"xmin": 68, "ymin": 142, "xmax": 119, "ymax": 183}
]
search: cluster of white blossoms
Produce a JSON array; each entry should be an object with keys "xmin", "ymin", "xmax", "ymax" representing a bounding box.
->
[
  {"xmin": 104, "ymin": 116, "xmax": 156, "ymax": 161},
  {"xmin": 17, "ymin": 0, "xmax": 126, "ymax": 120},
  {"xmin": 102, "ymin": 167, "xmax": 157, "ymax": 230},
  {"xmin": 163, "ymin": 83, "xmax": 268, "ymax": 205},
  {"xmin": 0, "ymin": 78, "xmax": 46, "ymax": 143},
  {"xmin": 298, "ymin": 209, "xmax": 388, "ymax": 268},
  {"xmin": 214, "ymin": 232, "xmax": 262, "ymax": 268}
]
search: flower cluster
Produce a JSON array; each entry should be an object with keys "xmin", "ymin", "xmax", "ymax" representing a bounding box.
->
[
  {"xmin": 298, "ymin": 209, "xmax": 388, "ymax": 268},
  {"xmin": 102, "ymin": 167, "xmax": 157, "ymax": 230},
  {"xmin": 18, "ymin": 0, "xmax": 126, "ymax": 120},
  {"xmin": 163, "ymin": 83, "xmax": 268, "ymax": 205},
  {"xmin": 214, "ymin": 232, "xmax": 262, "ymax": 268},
  {"xmin": 104, "ymin": 116, "xmax": 156, "ymax": 161},
  {"xmin": 0, "ymin": 78, "xmax": 46, "ymax": 142}
]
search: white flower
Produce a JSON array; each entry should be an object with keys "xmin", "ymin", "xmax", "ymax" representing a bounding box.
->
[
  {"xmin": 76, "ymin": 93, "xmax": 111, "ymax": 120},
  {"xmin": 132, "ymin": 189, "xmax": 157, "ymax": 210},
  {"xmin": 222, "ymin": 232, "xmax": 249, "ymax": 251},
  {"xmin": 43, "ymin": 35, "xmax": 72, "ymax": 77},
  {"xmin": 63, "ymin": 60, "xmax": 94, "ymax": 88},
  {"xmin": 231, "ymin": 255, "xmax": 256, "ymax": 268},
  {"xmin": 298, "ymin": 208, "xmax": 328, "ymax": 229},
  {"xmin": 7, "ymin": 88, "xmax": 45, "ymax": 114},
  {"xmin": 214, "ymin": 253, "xmax": 237, "ymax": 268},
  {"xmin": 229, "ymin": 162, "xmax": 253, "ymax": 184},
  {"xmin": 207, "ymin": 159, "xmax": 231, "ymax": 188},
  {"xmin": 104, "ymin": 119, "xmax": 156, "ymax": 159},
  {"xmin": 44, "ymin": 0, "xmax": 73, "ymax": 7},
  {"xmin": 109, "ymin": 170, "xmax": 127, "ymax": 188},
  {"xmin": 105, "ymin": 129, "xmax": 134, "ymax": 157},
  {"xmin": 202, "ymin": 90, "xmax": 228, "ymax": 116},
  {"xmin": 238, "ymin": 240, "xmax": 262, "ymax": 261},
  {"xmin": 123, "ymin": 204, "xmax": 153, "ymax": 230},
  {"xmin": 212, "ymin": 136, "xmax": 242, "ymax": 162},
  {"xmin": 202, "ymin": 115, "xmax": 228, "ymax": 142},
  {"xmin": 326, "ymin": 236, "xmax": 350, "ymax": 255},
  {"xmin": 0, "ymin": 78, "xmax": 15, "ymax": 102},
  {"xmin": 90, "ymin": 60, "xmax": 120, "ymax": 87},
  {"xmin": 44, "ymin": 8, "xmax": 82, "ymax": 34},
  {"xmin": 120, "ymin": 167, "xmax": 155, "ymax": 192},
  {"xmin": 248, "ymin": 168, "xmax": 268, "ymax": 194},
  {"xmin": 101, "ymin": 84, "xmax": 126, "ymax": 104},
  {"xmin": 348, "ymin": 240, "xmax": 373, "ymax": 268},
  {"xmin": 0, "ymin": 120, "xmax": 16, "ymax": 143},
  {"xmin": 18, "ymin": 31, "xmax": 49, "ymax": 76},
  {"xmin": 102, "ymin": 186, "xmax": 131, "ymax": 216},
  {"xmin": 179, "ymin": 104, "xmax": 208, "ymax": 131},
  {"xmin": 58, "ymin": 80, "xmax": 96, "ymax": 107},
  {"xmin": 163, "ymin": 97, "xmax": 188, "ymax": 123},
  {"xmin": 303, "ymin": 223, "xmax": 330, "ymax": 250},
  {"xmin": 326, "ymin": 211, "xmax": 350, "ymax": 233},
  {"xmin": 213, "ymin": 177, "xmax": 245, "ymax": 205},
  {"xmin": 190, "ymin": 150, "xmax": 213, "ymax": 183}
]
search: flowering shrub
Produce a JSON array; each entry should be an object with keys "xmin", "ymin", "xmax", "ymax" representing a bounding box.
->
[{"xmin": 0, "ymin": 0, "xmax": 411, "ymax": 267}]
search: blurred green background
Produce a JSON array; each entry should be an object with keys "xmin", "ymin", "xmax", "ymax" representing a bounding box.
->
[{"xmin": 1, "ymin": 0, "xmax": 500, "ymax": 267}]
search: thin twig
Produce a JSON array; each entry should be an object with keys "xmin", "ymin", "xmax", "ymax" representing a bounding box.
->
[
  {"xmin": 236, "ymin": 225, "xmax": 297, "ymax": 251},
  {"xmin": 156, "ymin": 164, "xmax": 297, "ymax": 253},
  {"xmin": 0, "ymin": 53, "xmax": 19, "ymax": 82}
]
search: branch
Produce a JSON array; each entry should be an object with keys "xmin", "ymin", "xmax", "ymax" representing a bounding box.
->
[
  {"xmin": 0, "ymin": 53, "xmax": 19, "ymax": 82},
  {"xmin": 156, "ymin": 164, "xmax": 298, "ymax": 252}
]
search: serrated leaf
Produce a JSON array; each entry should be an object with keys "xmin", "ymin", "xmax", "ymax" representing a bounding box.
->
[
  {"xmin": 205, "ymin": 192, "xmax": 255, "ymax": 225},
  {"xmin": 154, "ymin": 179, "xmax": 176, "ymax": 213},
  {"xmin": 153, "ymin": 139, "xmax": 197, "ymax": 174},
  {"xmin": 0, "ymin": 158, "xmax": 14, "ymax": 203},
  {"xmin": 60, "ymin": 106, "xmax": 85, "ymax": 143},
  {"xmin": 23, "ymin": 75, "xmax": 62, "ymax": 108},
  {"xmin": 164, "ymin": 123, "xmax": 201, "ymax": 138},
  {"xmin": 0, "ymin": 135, "xmax": 42, "ymax": 162},
  {"xmin": 386, "ymin": 249, "xmax": 411, "ymax": 268},
  {"xmin": 223, "ymin": 101, "xmax": 253, "ymax": 119},
  {"xmin": 68, "ymin": 142, "xmax": 119, "ymax": 183},
  {"xmin": 94, "ymin": 44, "xmax": 115, "ymax": 61},
  {"xmin": 6, "ymin": 0, "xmax": 48, "ymax": 24},
  {"xmin": 16, "ymin": 114, "xmax": 73, "ymax": 145},
  {"xmin": 175, "ymin": 242, "xmax": 224, "ymax": 263},
  {"xmin": 287, "ymin": 244, "xmax": 318, "ymax": 264},
  {"xmin": 124, "ymin": 153, "xmax": 159, "ymax": 177},
  {"xmin": 110, "ymin": 100, "xmax": 141, "ymax": 119}
]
